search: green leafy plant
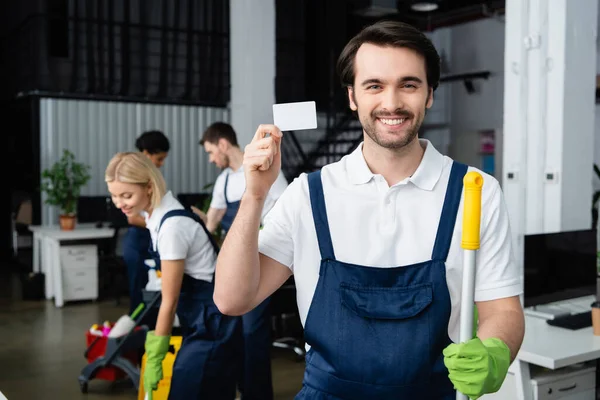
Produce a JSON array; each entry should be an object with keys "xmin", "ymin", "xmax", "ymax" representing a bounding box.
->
[{"xmin": 41, "ymin": 149, "xmax": 91, "ymax": 215}]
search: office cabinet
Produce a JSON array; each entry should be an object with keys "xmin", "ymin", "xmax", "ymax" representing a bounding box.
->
[
  {"xmin": 484, "ymin": 364, "xmax": 595, "ymax": 400},
  {"xmin": 532, "ymin": 365, "xmax": 595, "ymax": 400},
  {"xmin": 60, "ymin": 245, "xmax": 98, "ymax": 302}
]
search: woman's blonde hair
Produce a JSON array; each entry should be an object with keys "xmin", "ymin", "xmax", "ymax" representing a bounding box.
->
[{"xmin": 105, "ymin": 152, "xmax": 167, "ymax": 211}]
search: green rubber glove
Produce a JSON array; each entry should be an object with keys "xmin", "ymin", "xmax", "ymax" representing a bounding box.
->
[
  {"xmin": 143, "ymin": 331, "xmax": 171, "ymax": 399},
  {"xmin": 443, "ymin": 337, "xmax": 511, "ymax": 400}
]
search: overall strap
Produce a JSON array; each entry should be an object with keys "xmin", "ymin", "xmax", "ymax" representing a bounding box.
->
[
  {"xmin": 224, "ymin": 172, "xmax": 230, "ymax": 205},
  {"xmin": 307, "ymin": 171, "xmax": 336, "ymax": 261},
  {"xmin": 431, "ymin": 162, "xmax": 469, "ymax": 262},
  {"xmin": 159, "ymin": 209, "xmax": 220, "ymax": 255}
]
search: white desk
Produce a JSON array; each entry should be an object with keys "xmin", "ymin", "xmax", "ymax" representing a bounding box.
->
[
  {"xmin": 509, "ymin": 296, "xmax": 599, "ymax": 400},
  {"xmin": 29, "ymin": 223, "xmax": 115, "ymax": 307}
]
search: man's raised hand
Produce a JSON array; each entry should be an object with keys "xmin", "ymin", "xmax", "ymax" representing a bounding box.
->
[{"xmin": 243, "ymin": 124, "xmax": 283, "ymax": 200}]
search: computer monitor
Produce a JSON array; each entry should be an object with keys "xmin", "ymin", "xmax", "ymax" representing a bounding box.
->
[
  {"xmin": 77, "ymin": 196, "xmax": 127, "ymax": 227},
  {"xmin": 523, "ymin": 229, "xmax": 597, "ymax": 308}
]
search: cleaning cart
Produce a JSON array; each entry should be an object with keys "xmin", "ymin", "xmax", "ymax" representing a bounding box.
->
[
  {"xmin": 457, "ymin": 171, "xmax": 484, "ymax": 400},
  {"xmin": 78, "ymin": 291, "xmax": 162, "ymax": 393}
]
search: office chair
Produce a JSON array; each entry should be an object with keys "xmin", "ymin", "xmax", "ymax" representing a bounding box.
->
[
  {"xmin": 11, "ymin": 194, "xmax": 33, "ymax": 258},
  {"xmin": 97, "ymin": 225, "xmax": 129, "ymax": 305},
  {"xmin": 271, "ymin": 276, "xmax": 306, "ymax": 361},
  {"xmin": 95, "ymin": 199, "xmax": 130, "ymax": 305}
]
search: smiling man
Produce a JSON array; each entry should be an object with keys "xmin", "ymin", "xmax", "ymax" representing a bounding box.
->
[{"xmin": 214, "ymin": 20, "xmax": 525, "ymax": 400}]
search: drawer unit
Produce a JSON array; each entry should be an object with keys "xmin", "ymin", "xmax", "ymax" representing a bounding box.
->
[
  {"xmin": 484, "ymin": 363, "xmax": 595, "ymax": 400},
  {"xmin": 62, "ymin": 267, "xmax": 98, "ymax": 301},
  {"xmin": 60, "ymin": 245, "xmax": 98, "ymax": 270},
  {"xmin": 59, "ymin": 245, "xmax": 98, "ymax": 302},
  {"xmin": 533, "ymin": 365, "xmax": 595, "ymax": 400}
]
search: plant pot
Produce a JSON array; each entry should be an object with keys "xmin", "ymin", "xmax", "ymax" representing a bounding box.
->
[{"xmin": 59, "ymin": 214, "xmax": 77, "ymax": 230}]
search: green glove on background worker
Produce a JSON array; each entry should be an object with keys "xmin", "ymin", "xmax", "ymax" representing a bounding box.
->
[
  {"xmin": 443, "ymin": 337, "xmax": 511, "ymax": 400},
  {"xmin": 143, "ymin": 331, "xmax": 171, "ymax": 399}
]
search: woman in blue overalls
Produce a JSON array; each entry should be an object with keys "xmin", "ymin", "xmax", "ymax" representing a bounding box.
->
[
  {"xmin": 121, "ymin": 130, "xmax": 169, "ymax": 315},
  {"xmin": 106, "ymin": 152, "xmax": 242, "ymax": 399}
]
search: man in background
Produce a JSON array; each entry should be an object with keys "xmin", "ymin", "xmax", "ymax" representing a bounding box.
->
[{"xmin": 193, "ymin": 122, "xmax": 287, "ymax": 400}]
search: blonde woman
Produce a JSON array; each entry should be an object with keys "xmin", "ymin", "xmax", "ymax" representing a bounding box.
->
[
  {"xmin": 105, "ymin": 152, "xmax": 242, "ymax": 399},
  {"xmin": 123, "ymin": 130, "xmax": 170, "ymax": 317}
]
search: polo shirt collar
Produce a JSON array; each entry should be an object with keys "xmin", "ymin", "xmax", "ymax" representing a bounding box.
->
[
  {"xmin": 346, "ymin": 139, "xmax": 445, "ymax": 191},
  {"xmin": 145, "ymin": 190, "xmax": 178, "ymax": 233}
]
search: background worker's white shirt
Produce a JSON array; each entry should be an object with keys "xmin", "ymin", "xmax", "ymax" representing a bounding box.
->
[
  {"xmin": 210, "ymin": 165, "xmax": 289, "ymax": 221},
  {"xmin": 145, "ymin": 191, "xmax": 216, "ymax": 282},
  {"xmin": 258, "ymin": 139, "xmax": 522, "ymax": 344}
]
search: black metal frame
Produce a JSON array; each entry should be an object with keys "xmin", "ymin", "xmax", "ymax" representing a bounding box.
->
[{"xmin": 0, "ymin": 2, "xmax": 231, "ymax": 106}]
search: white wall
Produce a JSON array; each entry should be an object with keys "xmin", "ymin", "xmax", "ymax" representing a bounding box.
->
[
  {"xmin": 230, "ymin": 0, "xmax": 276, "ymax": 148},
  {"xmin": 444, "ymin": 12, "xmax": 600, "ymax": 200},
  {"xmin": 446, "ymin": 18, "xmax": 506, "ymax": 181},
  {"xmin": 423, "ymin": 28, "xmax": 452, "ymax": 156}
]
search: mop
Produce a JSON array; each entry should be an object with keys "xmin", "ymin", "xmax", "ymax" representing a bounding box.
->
[
  {"xmin": 456, "ymin": 171, "xmax": 484, "ymax": 400},
  {"xmin": 108, "ymin": 303, "xmax": 146, "ymax": 338}
]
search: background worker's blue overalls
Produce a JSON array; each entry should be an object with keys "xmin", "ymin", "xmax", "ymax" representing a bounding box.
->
[
  {"xmin": 296, "ymin": 162, "xmax": 468, "ymax": 400},
  {"xmin": 221, "ymin": 172, "xmax": 274, "ymax": 400},
  {"xmin": 122, "ymin": 226, "xmax": 151, "ymax": 314},
  {"xmin": 149, "ymin": 209, "xmax": 242, "ymax": 400}
]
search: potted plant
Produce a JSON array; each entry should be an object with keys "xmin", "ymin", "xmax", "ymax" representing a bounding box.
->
[{"xmin": 41, "ymin": 149, "xmax": 91, "ymax": 230}]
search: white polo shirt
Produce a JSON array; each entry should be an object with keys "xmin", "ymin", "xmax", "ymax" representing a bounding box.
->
[
  {"xmin": 145, "ymin": 191, "xmax": 216, "ymax": 282},
  {"xmin": 258, "ymin": 139, "xmax": 522, "ymax": 343},
  {"xmin": 210, "ymin": 166, "xmax": 289, "ymax": 221}
]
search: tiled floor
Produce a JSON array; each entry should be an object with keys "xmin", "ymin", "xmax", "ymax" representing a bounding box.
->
[{"xmin": 0, "ymin": 266, "xmax": 305, "ymax": 400}]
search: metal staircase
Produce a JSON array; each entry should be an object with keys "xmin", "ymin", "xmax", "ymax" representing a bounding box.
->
[{"xmin": 280, "ymin": 110, "xmax": 364, "ymax": 181}]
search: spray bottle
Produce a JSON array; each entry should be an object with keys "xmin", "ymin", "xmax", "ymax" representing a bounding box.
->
[
  {"xmin": 89, "ymin": 324, "xmax": 103, "ymax": 336},
  {"xmin": 101, "ymin": 321, "xmax": 112, "ymax": 336},
  {"xmin": 144, "ymin": 259, "xmax": 161, "ymax": 291}
]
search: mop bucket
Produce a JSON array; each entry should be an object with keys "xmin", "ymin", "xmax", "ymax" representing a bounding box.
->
[
  {"xmin": 456, "ymin": 171, "xmax": 483, "ymax": 400},
  {"xmin": 137, "ymin": 335, "xmax": 183, "ymax": 400}
]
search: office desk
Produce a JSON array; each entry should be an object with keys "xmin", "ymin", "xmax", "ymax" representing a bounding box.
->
[
  {"xmin": 29, "ymin": 224, "xmax": 115, "ymax": 307},
  {"xmin": 507, "ymin": 296, "xmax": 599, "ymax": 400}
]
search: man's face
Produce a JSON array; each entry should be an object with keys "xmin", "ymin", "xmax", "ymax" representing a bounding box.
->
[
  {"xmin": 204, "ymin": 139, "xmax": 230, "ymax": 169},
  {"xmin": 348, "ymin": 44, "xmax": 433, "ymax": 150}
]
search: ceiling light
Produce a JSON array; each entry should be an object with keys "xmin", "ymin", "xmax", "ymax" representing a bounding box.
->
[{"xmin": 411, "ymin": 2, "xmax": 439, "ymax": 12}]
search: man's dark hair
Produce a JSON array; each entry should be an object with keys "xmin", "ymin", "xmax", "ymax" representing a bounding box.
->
[
  {"xmin": 336, "ymin": 20, "xmax": 441, "ymax": 91},
  {"xmin": 135, "ymin": 130, "xmax": 170, "ymax": 154},
  {"xmin": 200, "ymin": 122, "xmax": 239, "ymax": 147}
]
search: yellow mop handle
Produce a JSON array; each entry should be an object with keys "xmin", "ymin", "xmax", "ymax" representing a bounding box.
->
[
  {"xmin": 461, "ymin": 172, "xmax": 484, "ymax": 250},
  {"xmin": 457, "ymin": 171, "xmax": 484, "ymax": 400}
]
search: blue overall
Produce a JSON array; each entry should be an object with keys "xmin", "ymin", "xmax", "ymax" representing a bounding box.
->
[
  {"xmin": 122, "ymin": 226, "xmax": 151, "ymax": 314},
  {"xmin": 149, "ymin": 209, "xmax": 243, "ymax": 400},
  {"xmin": 221, "ymin": 172, "xmax": 240, "ymax": 234},
  {"xmin": 221, "ymin": 172, "xmax": 274, "ymax": 400},
  {"xmin": 296, "ymin": 162, "xmax": 467, "ymax": 400}
]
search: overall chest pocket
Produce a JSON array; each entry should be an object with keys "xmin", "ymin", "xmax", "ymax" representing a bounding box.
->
[{"xmin": 337, "ymin": 283, "xmax": 434, "ymax": 386}]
